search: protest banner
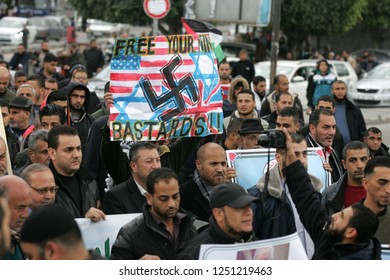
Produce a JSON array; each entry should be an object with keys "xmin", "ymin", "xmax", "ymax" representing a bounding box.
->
[
  {"xmin": 226, "ymin": 147, "xmax": 329, "ymax": 192},
  {"xmin": 109, "ymin": 33, "xmax": 223, "ymax": 141},
  {"xmin": 199, "ymin": 232, "xmax": 308, "ymax": 260},
  {"xmin": 75, "ymin": 213, "xmax": 141, "ymax": 259},
  {"xmin": 0, "ymin": 110, "xmax": 12, "ymax": 174}
]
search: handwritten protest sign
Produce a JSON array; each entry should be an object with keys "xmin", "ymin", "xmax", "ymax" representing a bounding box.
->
[{"xmin": 109, "ymin": 34, "xmax": 223, "ymax": 141}]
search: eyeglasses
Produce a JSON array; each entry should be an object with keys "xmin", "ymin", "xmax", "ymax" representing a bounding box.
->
[
  {"xmin": 30, "ymin": 186, "xmax": 59, "ymax": 195},
  {"xmin": 318, "ymin": 106, "xmax": 333, "ymax": 110}
]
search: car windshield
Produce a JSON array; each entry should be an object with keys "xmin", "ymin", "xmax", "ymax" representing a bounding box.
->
[
  {"xmin": 30, "ymin": 18, "xmax": 46, "ymax": 26},
  {"xmin": 255, "ymin": 64, "xmax": 294, "ymax": 78},
  {"xmin": 0, "ymin": 20, "xmax": 23, "ymax": 28},
  {"xmin": 366, "ymin": 64, "xmax": 390, "ymax": 79}
]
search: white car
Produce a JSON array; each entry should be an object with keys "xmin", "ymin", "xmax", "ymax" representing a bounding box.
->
[
  {"xmin": 0, "ymin": 16, "xmax": 37, "ymax": 45},
  {"xmin": 87, "ymin": 20, "xmax": 128, "ymax": 38},
  {"xmin": 254, "ymin": 59, "xmax": 358, "ymax": 108},
  {"xmin": 348, "ymin": 62, "xmax": 390, "ymax": 107}
]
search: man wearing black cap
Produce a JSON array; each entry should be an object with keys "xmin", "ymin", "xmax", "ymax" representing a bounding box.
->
[
  {"xmin": 37, "ymin": 53, "xmax": 64, "ymax": 83},
  {"xmin": 20, "ymin": 204, "xmax": 103, "ymax": 260},
  {"xmin": 8, "ymin": 96, "xmax": 34, "ymax": 150},
  {"xmin": 238, "ymin": 118, "xmax": 264, "ymax": 149},
  {"xmin": 176, "ymin": 182, "xmax": 258, "ymax": 260}
]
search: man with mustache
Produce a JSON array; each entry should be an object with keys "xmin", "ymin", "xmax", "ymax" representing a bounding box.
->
[
  {"xmin": 322, "ymin": 141, "xmax": 370, "ymax": 215},
  {"xmin": 176, "ymin": 182, "xmax": 258, "ymax": 260},
  {"xmin": 361, "ymin": 156, "xmax": 390, "ymax": 244},
  {"xmin": 111, "ymin": 168, "xmax": 197, "ymax": 260},
  {"xmin": 332, "ymin": 80, "xmax": 366, "ymax": 145},
  {"xmin": 180, "ymin": 143, "xmax": 229, "ymax": 222},
  {"xmin": 0, "ymin": 175, "xmax": 32, "ymax": 259},
  {"xmin": 21, "ymin": 163, "xmax": 57, "ymax": 210},
  {"xmin": 48, "ymin": 125, "xmax": 105, "ymax": 222}
]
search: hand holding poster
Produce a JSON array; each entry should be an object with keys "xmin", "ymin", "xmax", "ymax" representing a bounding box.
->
[{"xmin": 109, "ymin": 34, "xmax": 223, "ymax": 141}]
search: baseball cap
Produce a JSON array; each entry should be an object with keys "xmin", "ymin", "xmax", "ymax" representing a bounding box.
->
[{"xmin": 210, "ymin": 182, "xmax": 258, "ymax": 209}]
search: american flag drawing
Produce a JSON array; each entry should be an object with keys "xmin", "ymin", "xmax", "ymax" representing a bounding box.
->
[{"xmin": 109, "ymin": 33, "xmax": 223, "ymax": 141}]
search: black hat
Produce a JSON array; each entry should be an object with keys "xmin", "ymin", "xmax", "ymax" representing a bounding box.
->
[
  {"xmin": 8, "ymin": 96, "xmax": 33, "ymax": 111},
  {"xmin": 210, "ymin": 182, "xmax": 258, "ymax": 209},
  {"xmin": 20, "ymin": 204, "xmax": 80, "ymax": 243},
  {"xmin": 238, "ymin": 118, "xmax": 264, "ymax": 135}
]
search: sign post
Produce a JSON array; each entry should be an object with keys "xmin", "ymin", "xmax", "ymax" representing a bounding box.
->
[{"xmin": 143, "ymin": 0, "xmax": 171, "ymax": 36}]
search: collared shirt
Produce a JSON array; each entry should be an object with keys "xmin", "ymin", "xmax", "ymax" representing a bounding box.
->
[
  {"xmin": 134, "ymin": 178, "xmax": 147, "ymax": 197},
  {"xmin": 149, "ymin": 209, "xmax": 186, "ymax": 251}
]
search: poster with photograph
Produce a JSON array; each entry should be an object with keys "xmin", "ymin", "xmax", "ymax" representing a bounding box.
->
[
  {"xmin": 226, "ymin": 147, "xmax": 329, "ymax": 192},
  {"xmin": 199, "ymin": 232, "xmax": 307, "ymax": 260}
]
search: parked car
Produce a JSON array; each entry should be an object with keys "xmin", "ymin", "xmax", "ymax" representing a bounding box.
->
[
  {"xmin": 220, "ymin": 42, "xmax": 257, "ymax": 62},
  {"xmin": 87, "ymin": 20, "xmax": 128, "ymax": 38},
  {"xmin": 350, "ymin": 48, "xmax": 390, "ymax": 63},
  {"xmin": 0, "ymin": 16, "xmax": 37, "ymax": 45},
  {"xmin": 88, "ymin": 64, "xmax": 110, "ymax": 100},
  {"xmin": 30, "ymin": 16, "xmax": 64, "ymax": 41},
  {"xmin": 348, "ymin": 62, "xmax": 390, "ymax": 107},
  {"xmin": 44, "ymin": 15, "xmax": 72, "ymax": 29},
  {"xmin": 254, "ymin": 59, "xmax": 358, "ymax": 108}
]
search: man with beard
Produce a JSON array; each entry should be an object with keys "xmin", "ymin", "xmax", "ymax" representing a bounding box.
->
[
  {"xmin": 21, "ymin": 164, "xmax": 56, "ymax": 209},
  {"xmin": 223, "ymin": 89, "xmax": 268, "ymax": 131},
  {"xmin": 282, "ymin": 128, "xmax": 381, "ymax": 259},
  {"xmin": 0, "ymin": 175, "xmax": 32, "ymax": 259},
  {"xmin": 322, "ymin": 141, "xmax": 370, "ymax": 215},
  {"xmin": 176, "ymin": 182, "xmax": 258, "ymax": 260},
  {"xmin": 361, "ymin": 156, "xmax": 390, "ymax": 244},
  {"xmin": 180, "ymin": 143, "xmax": 229, "ymax": 222},
  {"xmin": 66, "ymin": 82, "xmax": 94, "ymax": 154},
  {"xmin": 252, "ymin": 75, "xmax": 267, "ymax": 113},
  {"xmin": 110, "ymin": 168, "xmax": 197, "ymax": 260},
  {"xmin": 261, "ymin": 91, "xmax": 293, "ymax": 129},
  {"xmin": 363, "ymin": 127, "xmax": 390, "ymax": 157},
  {"xmin": 37, "ymin": 53, "xmax": 64, "ymax": 83},
  {"xmin": 249, "ymin": 133, "xmax": 322, "ymax": 259},
  {"xmin": 0, "ymin": 67, "xmax": 16, "ymax": 102},
  {"xmin": 48, "ymin": 125, "xmax": 104, "ymax": 221},
  {"xmin": 332, "ymin": 80, "xmax": 366, "ymax": 146},
  {"xmin": 218, "ymin": 60, "xmax": 232, "ymax": 100}
]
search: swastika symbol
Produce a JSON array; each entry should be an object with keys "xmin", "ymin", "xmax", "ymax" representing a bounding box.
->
[{"xmin": 141, "ymin": 55, "xmax": 198, "ymax": 122}]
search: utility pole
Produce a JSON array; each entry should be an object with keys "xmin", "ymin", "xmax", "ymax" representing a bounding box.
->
[{"xmin": 269, "ymin": 0, "xmax": 281, "ymax": 93}]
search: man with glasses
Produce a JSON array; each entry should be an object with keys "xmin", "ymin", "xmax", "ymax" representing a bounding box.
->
[{"xmin": 21, "ymin": 163, "xmax": 57, "ymax": 209}]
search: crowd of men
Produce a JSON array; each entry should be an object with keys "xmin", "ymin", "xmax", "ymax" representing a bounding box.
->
[{"xmin": 0, "ymin": 40, "xmax": 390, "ymax": 261}]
